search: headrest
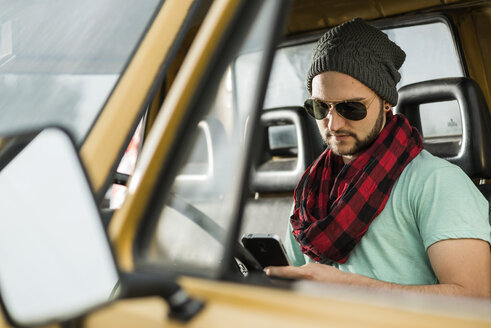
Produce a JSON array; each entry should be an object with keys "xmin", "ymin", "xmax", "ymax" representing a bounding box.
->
[
  {"xmin": 250, "ymin": 107, "xmax": 324, "ymax": 193},
  {"xmin": 396, "ymin": 77, "xmax": 491, "ymax": 179},
  {"xmin": 173, "ymin": 117, "xmax": 229, "ymax": 196}
]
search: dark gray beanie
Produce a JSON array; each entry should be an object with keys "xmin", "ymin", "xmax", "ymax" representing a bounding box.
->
[{"xmin": 307, "ymin": 18, "xmax": 406, "ymax": 105}]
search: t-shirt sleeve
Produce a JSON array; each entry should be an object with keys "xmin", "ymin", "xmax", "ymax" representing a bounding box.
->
[
  {"xmin": 283, "ymin": 202, "xmax": 312, "ymax": 266},
  {"xmin": 284, "ymin": 221, "xmax": 308, "ymax": 266},
  {"xmin": 413, "ymin": 165, "xmax": 491, "ymax": 250}
]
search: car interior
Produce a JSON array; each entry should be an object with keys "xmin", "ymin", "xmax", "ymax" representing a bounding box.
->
[
  {"xmin": 240, "ymin": 76, "xmax": 491, "ymax": 249},
  {"xmin": 126, "ymin": 10, "xmax": 491, "ymax": 273},
  {"xmin": 236, "ymin": 18, "xmax": 491, "ymax": 249}
]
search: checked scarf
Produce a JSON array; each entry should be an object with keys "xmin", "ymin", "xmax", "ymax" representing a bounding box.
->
[{"xmin": 291, "ymin": 111, "xmax": 423, "ymax": 264}]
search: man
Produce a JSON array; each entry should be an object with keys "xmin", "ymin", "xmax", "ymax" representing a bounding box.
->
[{"xmin": 265, "ymin": 18, "xmax": 491, "ymax": 298}]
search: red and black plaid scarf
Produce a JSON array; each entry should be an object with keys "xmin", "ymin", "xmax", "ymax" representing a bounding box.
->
[{"xmin": 291, "ymin": 112, "xmax": 423, "ymax": 263}]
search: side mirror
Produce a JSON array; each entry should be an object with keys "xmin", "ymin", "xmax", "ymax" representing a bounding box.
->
[
  {"xmin": 0, "ymin": 127, "xmax": 204, "ymax": 326},
  {"xmin": 0, "ymin": 128, "xmax": 120, "ymax": 327}
]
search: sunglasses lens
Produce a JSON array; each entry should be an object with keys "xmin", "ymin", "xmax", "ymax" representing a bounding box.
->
[
  {"xmin": 304, "ymin": 99, "xmax": 329, "ymax": 120},
  {"xmin": 304, "ymin": 99, "xmax": 368, "ymax": 121},
  {"xmin": 336, "ymin": 102, "xmax": 367, "ymax": 121}
]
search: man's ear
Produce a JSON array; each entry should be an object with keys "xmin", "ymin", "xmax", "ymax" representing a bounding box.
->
[{"xmin": 383, "ymin": 101, "xmax": 392, "ymax": 112}]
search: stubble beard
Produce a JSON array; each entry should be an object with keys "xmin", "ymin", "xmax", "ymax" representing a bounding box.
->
[{"xmin": 323, "ymin": 103, "xmax": 385, "ymax": 156}]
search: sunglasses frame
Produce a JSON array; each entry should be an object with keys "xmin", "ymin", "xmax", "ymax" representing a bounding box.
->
[{"xmin": 304, "ymin": 95, "xmax": 377, "ymax": 121}]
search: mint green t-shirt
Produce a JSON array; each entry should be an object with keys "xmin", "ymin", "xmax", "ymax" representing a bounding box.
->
[{"xmin": 285, "ymin": 150, "xmax": 491, "ymax": 285}]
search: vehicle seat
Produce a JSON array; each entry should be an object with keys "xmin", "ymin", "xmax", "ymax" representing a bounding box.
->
[
  {"xmin": 396, "ymin": 77, "xmax": 491, "ymax": 224},
  {"xmin": 241, "ymin": 107, "xmax": 324, "ymax": 238},
  {"xmin": 478, "ymin": 184, "xmax": 491, "ymax": 223}
]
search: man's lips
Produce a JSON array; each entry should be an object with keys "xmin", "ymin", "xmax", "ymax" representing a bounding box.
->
[{"xmin": 328, "ymin": 133, "xmax": 352, "ymax": 141}]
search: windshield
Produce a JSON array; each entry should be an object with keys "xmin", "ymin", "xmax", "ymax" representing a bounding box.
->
[
  {"xmin": 0, "ymin": 0, "xmax": 161, "ymax": 145},
  {"xmin": 141, "ymin": 0, "xmax": 282, "ymax": 276}
]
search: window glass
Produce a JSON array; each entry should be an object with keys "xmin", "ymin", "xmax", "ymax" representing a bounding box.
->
[
  {"xmin": 0, "ymin": 0, "xmax": 160, "ymax": 144},
  {"xmin": 143, "ymin": 1, "xmax": 280, "ymax": 274},
  {"xmin": 385, "ymin": 22, "xmax": 464, "ymax": 140},
  {"xmin": 269, "ymin": 125, "xmax": 298, "ymax": 152},
  {"xmin": 419, "ymin": 100, "xmax": 461, "ymax": 138},
  {"xmin": 236, "ymin": 20, "xmax": 464, "ymax": 140},
  {"xmin": 252, "ymin": 123, "xmax": 299, "ymax": 174},
  {"xmin": 385, "ymin": 22, "xmax": 464, "ymax": 88}
]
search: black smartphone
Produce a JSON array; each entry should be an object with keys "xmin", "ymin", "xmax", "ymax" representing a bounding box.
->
[{"xmin": 241, "ymin": 233, "xmax": 291, "ymax": 268}]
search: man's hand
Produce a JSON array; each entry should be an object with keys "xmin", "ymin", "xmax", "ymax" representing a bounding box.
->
[
  {"xmin": 265, "ymin": 239, "xmax": 491, "ymax": 298},
  {"xmin": 265, "ymin": 263, "xmax": 353, "ymax": 284}
]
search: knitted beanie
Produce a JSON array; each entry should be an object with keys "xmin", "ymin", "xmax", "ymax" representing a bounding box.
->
[{"xmin": 307, "ymin": 18, "xmax": 406, "ymax": 105}]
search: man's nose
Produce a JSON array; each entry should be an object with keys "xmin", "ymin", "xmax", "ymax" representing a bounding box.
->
[{"xmin": 327, "ymin": 107, "xmax": 346, "ymax": 132}]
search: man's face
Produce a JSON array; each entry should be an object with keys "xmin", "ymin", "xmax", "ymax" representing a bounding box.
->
[{"xmin": 311, "ymin": 71, "xmax": 389, "ymax": 162}]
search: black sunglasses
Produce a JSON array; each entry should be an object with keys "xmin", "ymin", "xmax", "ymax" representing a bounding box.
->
[{"xmin": 304, "ymin": 97, "xmax": 374, "ymax": 121}]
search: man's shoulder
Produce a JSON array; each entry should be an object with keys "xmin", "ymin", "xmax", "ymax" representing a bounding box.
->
[
  {"xmin": 396, "ymin": 149, "xmax": 482, "ymax": 198},
  {"xmin": 403, "ymin": 149, "xmax": 462, "ymax": 179},
  {"xmin": 399, "ymin": 149, "xmax": 486, "ymax": 206}
]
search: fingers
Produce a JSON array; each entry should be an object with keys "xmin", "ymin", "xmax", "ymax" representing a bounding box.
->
[{"xmin": 265, "ymin": 265, "xmax": 307, "ymax": 279}]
